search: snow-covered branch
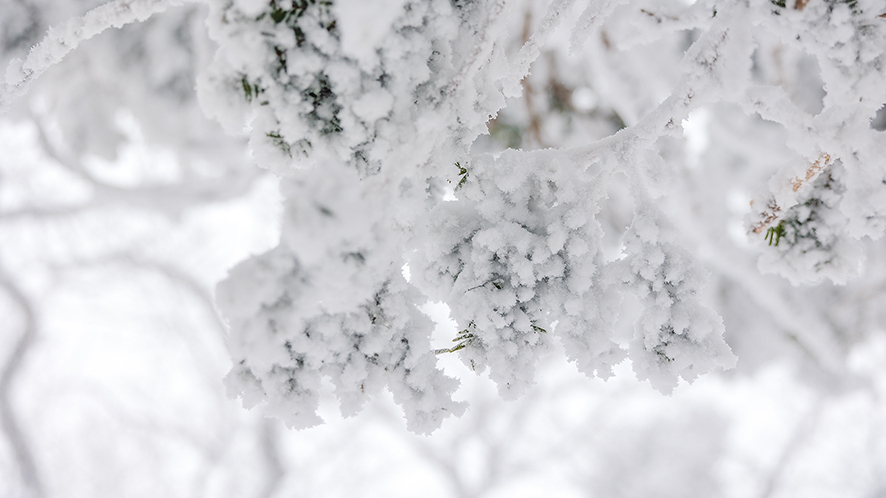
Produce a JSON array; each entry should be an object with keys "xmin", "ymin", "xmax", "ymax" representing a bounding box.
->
[
  {"xmin": 1, "ymin": 0, "xmax": 186, "ymax": 112},
  {"xmin": 5, "ymin": 0, "xmax": 886, "ymax": 434}
]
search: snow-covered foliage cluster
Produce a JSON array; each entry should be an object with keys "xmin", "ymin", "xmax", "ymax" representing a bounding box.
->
[
  {"xmin": 744, "ymin": 0, "xmax": 886, "ymax": 285},
  {"xmin": 413, "ymin": 149, "xmax": 625, "ymax": 397},
  {"xmin": 615, "ymin": 207, "xmax": 736, "ymax": 391},
  {"xmin": 201, "ymin": 0, "xmax": 536, "ymax": 432},
  {"xmin": 215, "ymin": 165, "xmax": 468, "ymax": 432},
  {"xmin": 3, "ymin": 0, "xmax": 886, "ymax": 433},
  {"xmin": 199, "ymin": 0, "xmax": 748, "ymax": 432}
]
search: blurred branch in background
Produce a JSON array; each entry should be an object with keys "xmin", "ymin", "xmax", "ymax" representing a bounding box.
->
[{"xmin": 0, "ymin": 268, "xmax": 44, "ymax": 498}]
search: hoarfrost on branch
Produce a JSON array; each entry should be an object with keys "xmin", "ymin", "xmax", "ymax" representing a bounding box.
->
[{"xmin": 4, "ymin": 0, "xmax": 886, "ymax": 433}]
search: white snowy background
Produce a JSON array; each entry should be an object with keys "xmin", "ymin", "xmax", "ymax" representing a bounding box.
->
[{"xmin": 2, "ymin": 0, "xmax": 886, "ymax": 496}]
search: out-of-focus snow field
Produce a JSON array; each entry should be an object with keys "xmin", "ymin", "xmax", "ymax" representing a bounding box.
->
[{"xmin": 2, "ymin": 115, "xmax": 886, "ymax": 498}]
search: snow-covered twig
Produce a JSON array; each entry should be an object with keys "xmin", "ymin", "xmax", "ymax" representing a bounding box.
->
[
  {"xmin": 1, "ymin": 0, "xmax": 185, "ymax": 113},
  {"xmin": 749, "ymin": 152, "xmax": 834, "ymax": 234}
]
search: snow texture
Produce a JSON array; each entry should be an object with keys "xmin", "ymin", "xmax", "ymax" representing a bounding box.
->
[
  {"xmin": 207, "ymin": 0, "xmax": 762, "ymax": 430},
  {"xmin": 204, "ymin": 0, "xmax": 523, "ymax": 431},
  {"xmin": 11, "ymin": 0, "xmax": 886, "ymax": 432},
  {"xmin": 616, "ymin": 207, "xmax": 736, "ymax": 393},
  {"xmin": 745, "ymin": 0, "xmax": 886, "ymax": 284},
  {"xmin": 412, "ymin": 149, "xmax": 625, "ymax": 397}
]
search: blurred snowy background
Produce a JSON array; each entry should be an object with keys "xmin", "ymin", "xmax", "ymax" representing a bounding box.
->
[{"xmin": 3, "ymin": 0, "xmax": 886, "ymax": 497}]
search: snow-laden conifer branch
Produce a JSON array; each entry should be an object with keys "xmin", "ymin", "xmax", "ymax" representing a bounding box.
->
[
  {"xmin": 740, "ymin": 0, "xmax": 886, "ymax": 283},
  {"xmin": 9, "ymin": 0, "xmax": 884, "ymax": 432},
  {"xmin": 207, "ymin": 0, "xmax": 751, "ymax": 429},
  {"xmin": 170, "ymin": 0, "xmax": 886, "ymax": 429},
  {"xmin": 749, "ymin": 152, "xmax": 833, "ymax": 234}
]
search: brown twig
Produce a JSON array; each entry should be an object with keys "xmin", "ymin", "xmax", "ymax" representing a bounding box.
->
[
  {"xmin": 750, "ymin": 153, "xmax": 832, "ymax": 234},
  {"xmin": 751, "ymin": 199, "xmax": 784, "ymax": 235},
  {"xmin": 790, "ymin": 152, "xmax": 830, "ymax": 192}
]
